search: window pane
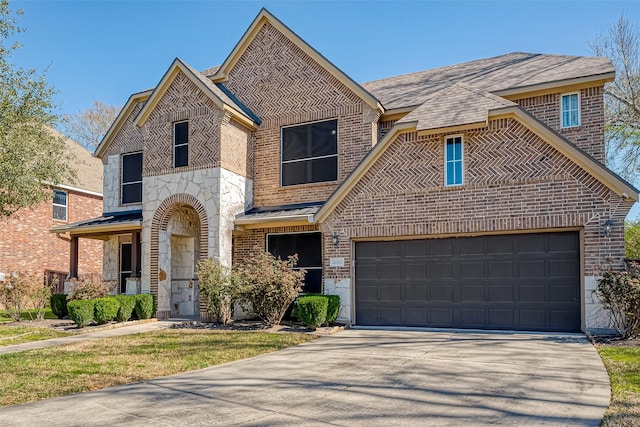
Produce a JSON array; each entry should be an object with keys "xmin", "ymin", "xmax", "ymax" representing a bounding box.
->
[
  {"xmin": 53, "ymin": 205, "xmax": 66, "ymax": 221},
  {"xmin": 121, "ymin": 243, "xmax": 132, "ymax": 272},
  {"xmin": 53, "ymin": 190, "xmax": 67, "ymax": 206},
  {"xmin": 267, "ymin": 233, "xmax": 323, "ymax": 294},
  {"xmin": 122, "ymin": 182, "xmax": 142, "ymax": 204},
  {"xmin": 282, "ymin": 161, "xmax": 308, "ymax": 186},
  {"xmin": 174, "ymin": 122, "xmax": 188, "ymax": 145},
  {"xmin": 310, "ymin": 156, "xmax": 337, "ymax": 183},
  {"xmin": 122, "ymin": 153, "xmax": 142, "ymax": 183},
  {"xmin": 454, "ymin": 140, "xmax": 462, "ymax": 159},
  {"xmin": 174, "ymin": 144, "xmax": 188, "ymax": 168},
  {"xmin": 310, "ymin": 120, "xmax": 338, "ymax": 158},
  {"xmin": 282, "ymin": 126, "xmax": 309, "ymax": 161},
  {"xmin": 303, "ymin": 269, "xmax": 322, "ymax": 293}
]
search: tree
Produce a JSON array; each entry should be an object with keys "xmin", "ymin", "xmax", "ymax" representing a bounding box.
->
[
  {"xmin": 627, "ymin": 218, "xmax": 640, "ymax": 259},
  {"xmin": 0, "ymin": 1, "xmax": 74, "ymax": 218},
  {"xmin": 62, "ymin": 100, "xmax": 119, "ymax": 152},
  {"xmin": 590, "ymin": 15, "xmax": 640, "ymax": 184}
]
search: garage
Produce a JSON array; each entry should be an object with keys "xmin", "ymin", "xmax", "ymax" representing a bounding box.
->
[{"xmin": 354, "ymin": 231, "xmax": 580, "ymax": 332}]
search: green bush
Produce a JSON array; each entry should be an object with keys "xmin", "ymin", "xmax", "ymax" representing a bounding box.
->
[
  {"xmin": 295, "ymin": 296, "xmax": 328, "ymax": 330},
  {"xmin": 134, "ymin": 294, "xmax": 155, "ymax": 319},
  {"xmin": 595, "ymin": 264, "xmax": 640, "ymax": 338},
  {"xmin": 94, "ymin": 297, "xmax": 120, "ymax": 324},
  {"xmin": 67, "ymin": 299, "xmax": 95, "ymax": 327},
  {"xmin": 114, "ymin": 295, "xmax": 136, "ymax": 322},
  {"xmin": 196, "ymin": 258, "xmax": 240, "ymax": 324},
  {"xmin": 50, "ymin": 294, "xmax": 68, "ymax": 319},
  {"xmin": 325, "ymin": 295, "xmax": 340, "ymax": 325}
]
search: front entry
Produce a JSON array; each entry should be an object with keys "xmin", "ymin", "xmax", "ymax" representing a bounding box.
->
[{"xmin": 170, "ymin": 235, "xmax": 198, "ymax": 317}]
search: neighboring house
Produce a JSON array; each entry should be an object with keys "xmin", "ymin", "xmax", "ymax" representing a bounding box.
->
[
  {"xmin": 2, "ymin": 128, "xmax": 103, "ymax": 291},
  {"xmin": 52, "ymin": 9, "xmax": 638, "ymax": 333}
]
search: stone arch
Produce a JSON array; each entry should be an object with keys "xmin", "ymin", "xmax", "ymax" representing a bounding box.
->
[{"xmin": 150, "ymin": 194, "xmax": 208, "ymax": 318}]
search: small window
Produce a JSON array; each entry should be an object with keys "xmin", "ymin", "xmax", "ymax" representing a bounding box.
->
[
  {"xmin": 445, "ymin": 136, "xmax": 463, "ymax": 186},
  {"xmin": 121, "ymin": 152, "xmax": 142, "ymax": 204},
  {"xmin": 52, "ymin": 190, "xmax": 67, "ymax": 221},
  {"xmin": 281, "ymin": 119, "xmax": 337, "ymax": 186},
  {"xmin": 174, "ymin": 121, "xmax": 188, "ymax": 168},
  {"xmin": 561, "ymin": 93, "xmax": 580, "ymax": 128}
]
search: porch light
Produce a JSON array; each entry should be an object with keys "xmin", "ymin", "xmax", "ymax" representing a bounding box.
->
[
  {"xmin": 603, "ymin": 219, "xmax": 613, "ymax": 237},
  {"xmin": 332, "ymin": 234, "xmax": 340, "ymax": 246}
]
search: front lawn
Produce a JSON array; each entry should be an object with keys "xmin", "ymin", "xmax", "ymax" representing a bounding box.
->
[
  {"xmin": 0, "ymin": 329, "xmax": 315, "ymax": 407},
  {"xmin": 598, "ymin": 345, "xmax": 640, "ymax": 426},
  {"xmin": 0, "ymin": 308, "xmax": 57, "ymax": 322},
  {"xmin": 0, "ymin": 326, "xmax": 70, "ymax": 346}
]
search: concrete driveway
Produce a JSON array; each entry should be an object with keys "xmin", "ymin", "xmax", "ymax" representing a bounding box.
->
[{"xmin": 1, "ymin": 329, "xmax": 609, "ymax": 426}]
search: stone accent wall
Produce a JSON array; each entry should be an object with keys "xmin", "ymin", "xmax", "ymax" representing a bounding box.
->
[
  {"xmin": 321, "ymin": 117, "xmax": 632, "ymax": 329},
  {"xmin": 224, "ymin": 21, "xmax": 380, "ymax": 207},
  {"xmin": 0, "ymin": 189, "xmax": 103, "ymax": 279},
  {"xmin": 143, "ymin": 71, "xmax": 225, "ymax": 177},
  {"xmin": 514, "ymin": 86, "xmax": 605, "ymax": 163}
]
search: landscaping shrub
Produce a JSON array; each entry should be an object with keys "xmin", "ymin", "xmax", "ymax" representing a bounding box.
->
[
  {"xmin": 50, "ymin": 294, "xmax": 68, "ymax": 319},
  {"xmin": 114, "ymin": 295, "xmax": 136, "ymax": 322},
  {"xmin": 134, "ymin": 294, "xmax": 155, "ymax": 319},
  {"xmin": 67, "ymin": 273, "xmax": 116, "ymax": 301},
  {"xmin": 236, "ymin": 251, "xmax": 305, "ymax": 326},
  {"xmin": 595, "ymin": 262, "xmax": 640, "ymax": 338},
  {"xmin": 325, "ymin": 295, "xmax": 340, "ymax": 325},
  {"xmin": 196, "ymin": 258, "xmax": 240, "ymax": 324},
  {"xmin": 67, "ymin": 299, "xmax": 95, "ymax": 327},
  {"xmin": 296, "ymin": 296, "xmax": 328, "ymax": 330},
  {"xmin": 0, "ymin": 271, "xmax": 48, "ymax": 321},
  {"xmin": 94, "ymin": 297, "xmax": 120, "ymax": 324}
]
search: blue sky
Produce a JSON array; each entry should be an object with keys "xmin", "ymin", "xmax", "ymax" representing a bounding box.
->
[{"xmin": 9, "ymin": 0, "xmax": 640, "ymax": 218}]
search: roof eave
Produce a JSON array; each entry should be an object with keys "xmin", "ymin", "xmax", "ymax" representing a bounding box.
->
[
  {"xmin": 50, "ymin": 220, "xmax": 142, "ymax": 236},
  {"xmin": 493, "ymin": 72, "xmax": 616, "ymax": 98},
  {"xmin": 235, "ymin": 214, "xmax": 314, "ymax": 230}
]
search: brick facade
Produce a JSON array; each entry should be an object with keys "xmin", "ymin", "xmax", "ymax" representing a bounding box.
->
[
  {"xmin": 0, "ymin": 189, "xmax": 103, "ymax": 278},
  {"xmin": 514, "ymin": 86, "xmax": 605, "ymax": 163},
  {"xmin": 224, "ymin": 21, "xmax": 380, "ymax": 207}
]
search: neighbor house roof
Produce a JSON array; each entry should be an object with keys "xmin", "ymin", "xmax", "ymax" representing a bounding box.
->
[
  {"xmin": 362, "ymin": 52, "xmax": 615, "ymax": 111},
  {"xmin": 47, "ymin": 127, "xmax": 102, "ymax": 195}
]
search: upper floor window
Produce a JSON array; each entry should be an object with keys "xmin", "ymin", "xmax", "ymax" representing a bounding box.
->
[
  {"xmin": 122, "ymin": 152, "xmax": 142, "ymax": 204},
  {"xmin": 561, "ymin": 93, "xmax": 580, "ymax": 128},
  {"xmin": 52, "ymin": 190, "xmax": 67, "ymax": 221},
  {"xmin": 281, "ymin": 119, "xmax": 337, "ymax": 186},
  {"xmin": 174, "ymin": 121, "xmax": 189, "ymax": 168},
  {"xmin": 445, "ymin": 136, "xmax": 463, "ymax": 186}
]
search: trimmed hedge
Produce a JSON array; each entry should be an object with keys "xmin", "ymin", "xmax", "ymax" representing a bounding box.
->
[
  {"xmin": 50, "ymin": 294, "xmax": 68, "ymax": 319},
  {"xmin": 296, "ymin": 296, "xmax": 328, "ymax": 330},
  {"xmin": 67, "ymin": 299, "xmax": 95, "ymax": 327},
  {"xmin": 134, "ymin": 294, "xmax": 154, "ymax": 319},
  {"xmin": 94, "ymin": 297, "xmax": 120, "ymax": 324},
  {"xmin": 115, "ymin": 295, "xmax": 136, "ymax": 322},
  {"xmin": 325, "ymin": 295, "xmax": 340, "ymax": 325}
]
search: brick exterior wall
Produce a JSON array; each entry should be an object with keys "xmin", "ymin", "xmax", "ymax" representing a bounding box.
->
[
  {"xmin": 0, "ymin": 189, "xmax": 103, "ymax": 278},
  {"xmin": 220, "ymin": 116, "xmax": 253, "ymax": 179},
  {"xmin": 101, "ymin": 101, "xmax": 145, "ymax": 162},
  {"xmin": 514, "ymin": 86, "xmax": 605, "ymax": 163},
  {"xmin": 223, "ymin": 21, "xmax": 380, "ymax": 207},
  {"xmin": 322, "ymin": 117, "xmax": 631, "ymax": 281}
]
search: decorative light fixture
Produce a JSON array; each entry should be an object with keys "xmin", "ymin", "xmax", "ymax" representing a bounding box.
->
[
  {"xmin": 332, "ymin": 234, "xmax": 340, "ymax": 246},
  {"xmin": 603, "ymin": 219, "xmax": 613, "ymax": 237}
]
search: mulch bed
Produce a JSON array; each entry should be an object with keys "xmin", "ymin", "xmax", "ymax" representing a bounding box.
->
[
  {"xmin": 170, "ymin": 319, "xmax": 336, "ymax": 335},
  {"xmin": 591, "ymin": 335, "xmax": 640, "ymax": 347}
]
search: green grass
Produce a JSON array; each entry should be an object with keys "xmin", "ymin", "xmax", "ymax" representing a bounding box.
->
[
  {"xmin": 0, "ymin": 308, "xmax": 57, "ymax": 323},
  {"xmin": 0, "ymin": 326, "xmax": 71, "ymax": 346},
  {"xmin": 0, "ymin": 329, "xmax": 315, "ymax": 407},
  {"xmin": 598, "ymin": 345, "xmax": 640, "ymax": 426}
]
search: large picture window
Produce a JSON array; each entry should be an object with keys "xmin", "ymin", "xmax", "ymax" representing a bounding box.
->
[
  {"xmin": 281, "ymin": 119, "xmax": 337, "ymax": 186},
  {"xmin": 174, "ymin": 121, "xmax": 189, "ymax": 168},
  {"xmin": 121, "ymin": 152, "xmax": 142, "ymax": 204},
  {"xmin": 267, "ymin": 232, "xmax": 322, "ymax": 294}
]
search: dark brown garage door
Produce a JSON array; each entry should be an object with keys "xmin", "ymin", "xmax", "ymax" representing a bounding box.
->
[{"xmin": 355, "ymin": 232, "xmax": 580, "ymax": 332}]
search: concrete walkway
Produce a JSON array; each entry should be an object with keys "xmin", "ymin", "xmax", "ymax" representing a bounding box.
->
[
  {"xmin": 0, "ymin": 328, "xmax": 610, "ymax": 426},
  {"xmin": 0, "ymin": 319, "xmax": 181, "ymax": 355}
]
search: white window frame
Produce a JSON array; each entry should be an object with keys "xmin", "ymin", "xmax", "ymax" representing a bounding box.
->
[
  {"xmin": 121, "ymin": 151, "xmax": 143, "ymax": 205},
  {"xmin": 280, "ymin": 118, "xmax": 338, "ymax": 187},
  {"xmin": 560, "ymin": 92, "xmax": 581, "ymax": 128},
  {"xmin": 266, "ymin": 231, "xmax": 323, "ymax": 275},
  {"xmin": 52, "ymin": 189, "xmax": 68, "ymax": 221},
  {"xmin": 173, "ymin": 120, "xmax": 189, "ymax": 168},
  {"xmin": 444, "ymin": 135, "xmax": 464, "ymax": 187}
]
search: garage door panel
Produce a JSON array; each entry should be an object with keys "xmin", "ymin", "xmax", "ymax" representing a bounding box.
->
[{"xmin": 354, "ymin": 232, "xmax": 580, "ymax": 332}]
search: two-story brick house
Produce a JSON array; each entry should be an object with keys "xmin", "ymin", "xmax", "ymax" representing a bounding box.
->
[
  {"xmin": 53, "ymin": 9, "xmax": 637, "ymax": 333},
  {"xmin": 3, "ymin": 128, "xmax": 103, "ymax": 289}
]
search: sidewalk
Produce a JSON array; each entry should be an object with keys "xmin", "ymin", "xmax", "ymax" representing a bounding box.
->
[{"xmin": 0, "ymin": 319, "xmax": 184, "ymax": 355}]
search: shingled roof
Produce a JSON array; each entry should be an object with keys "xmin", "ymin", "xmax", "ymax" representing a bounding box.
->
[
  {"xmin": 48, "ymin": 127, "xmax": 103, "ymax": 194},
  {"xmin": 362, "ymin": 52, "xmax": 615, "ymax": 110}
]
